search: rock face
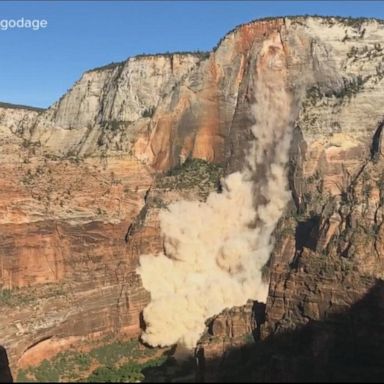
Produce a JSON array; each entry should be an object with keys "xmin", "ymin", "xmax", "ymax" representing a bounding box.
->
[
  {"xmin": 0, "ymin": 103, "xmax": 41, "ymax": 137},
  {"xmin": 2, "ymin": 16, "xmax": 384, "ymax": 381},
  {"xmin": 195, "ymin": 301, "xmax": 266, "ymax": 382},
  {"xmin": 0, "ymin": 345, "xmax": 13, "ymax": 383}
]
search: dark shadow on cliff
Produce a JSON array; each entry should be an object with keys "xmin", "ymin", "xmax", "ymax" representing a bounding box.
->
[
  {"xmin": 0, "ymin": 345, "xmax": 13, "ymax": 383},
  {"xmin": 142, "ymin": 279, "xmax": 384, "ymax": 383},
  {"xmin": 295, "ymin": 215, "xmax": 320, "ymax": 253}
]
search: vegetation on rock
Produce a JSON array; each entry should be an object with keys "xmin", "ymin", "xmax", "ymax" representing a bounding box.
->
[
  {"xmin": 16, "ymin": 338, "xmax": 167, "ymax": 383},
  {"xmin": 156, "ymin": 158, "xmax": 223, "ymax": 194}
]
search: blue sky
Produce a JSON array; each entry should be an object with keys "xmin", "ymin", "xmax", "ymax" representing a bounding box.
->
[{"xmin": 1, "ymin": 1, "xmax": 384, "ymax": 108}]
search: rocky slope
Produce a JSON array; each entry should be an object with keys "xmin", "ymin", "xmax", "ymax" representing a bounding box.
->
[{"xmin": 1, "ymin": 15, "xmax": 384, "ymax": 381}]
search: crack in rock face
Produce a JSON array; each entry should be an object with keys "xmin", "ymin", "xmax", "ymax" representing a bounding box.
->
[{"xmin": 137, "ymin": 31, "xmax": 300, "ymax": 349}]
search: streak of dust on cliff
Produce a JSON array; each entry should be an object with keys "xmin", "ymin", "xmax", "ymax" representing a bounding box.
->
[{"xmin": 137, "ymin": 30, "xmax": 304, "ymax": 349}]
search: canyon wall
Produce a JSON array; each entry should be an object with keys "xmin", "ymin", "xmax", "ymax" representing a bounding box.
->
[{"xmin": 1, "ymin": 16, "xmax": 384, "ymax": 379}]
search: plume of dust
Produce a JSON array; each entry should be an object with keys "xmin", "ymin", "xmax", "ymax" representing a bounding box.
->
[
  {"xmin": 137, "ymin": 47, "xmax": 297, "ymax": 349},
  {"xmin": 172, "ymin": 344, "xmax": 195, "ymax": 362}
]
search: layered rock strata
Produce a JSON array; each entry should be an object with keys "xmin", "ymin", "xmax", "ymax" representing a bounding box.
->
[{"xmin": 1, "ymin": 17, "xmax": 384, "ymax": 381}]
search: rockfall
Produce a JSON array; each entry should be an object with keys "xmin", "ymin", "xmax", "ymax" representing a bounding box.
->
[{"xmin": 1, "ymin": 16, "xmax": 384, "ymax": 381}]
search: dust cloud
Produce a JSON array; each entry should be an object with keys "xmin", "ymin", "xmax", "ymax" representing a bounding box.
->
[{"xmin": 137, "ymin": 36, "xmax": 298, "ymax": 348}]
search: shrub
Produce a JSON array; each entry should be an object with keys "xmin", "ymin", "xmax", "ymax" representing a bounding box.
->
[
  {"xmin": 33, "ymin": 360, "xmax": 60, "ymax": 382},
  {"xmin": 0, "ymin": 289, "xmax": 12, "ymax": 305},
  {"xmin": 157, "ymin": 158, "xmax": 223, "ymax": 193},
  {"xmin": 142, "ymin": 107, "xmax": 154, "ymax": 118}
]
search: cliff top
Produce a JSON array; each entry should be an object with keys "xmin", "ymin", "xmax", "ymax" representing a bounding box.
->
[
  {"xmin": 86, "ymin": 50, "xmax": 210, "ymax": 74},
  {"xmin": 213, "ymin": 15, "xmax": 384, "ymax": 50},
  {"xmin": 86, "ymin": 15, "xmax": 384, "ymax": 75},
  {"xmin": 0, "ymin": 101, "xmax": 45, "ymax": 112},
  {"xmin": 3, "ymin": 15, "xmax": 384, "ymax": 110}
]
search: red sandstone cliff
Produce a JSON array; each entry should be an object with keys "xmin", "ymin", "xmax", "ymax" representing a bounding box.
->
[{"xmin": 1, "ymin": 16, "xmax": 384, "ymax": 381}]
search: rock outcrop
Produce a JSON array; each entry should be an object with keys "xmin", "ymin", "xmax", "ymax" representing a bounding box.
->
[
  {"xmin": 0, "ymin": 345, "xmax": 13, "ymax": 383},
  {"xmin": 1, "ymin": 16, "xmax": 384, "ymax": 381}
]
